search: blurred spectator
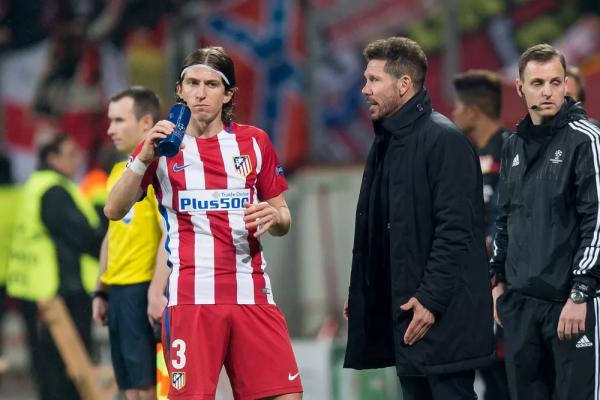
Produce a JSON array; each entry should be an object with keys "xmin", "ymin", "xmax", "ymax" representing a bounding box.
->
[
  {"xmin": 7, "ymin": 134, "xmax": 105, "ymax": 400},
  {"xmin": 565, "ymin": 65, "xmax": 599, "ymax": 127},
  {"xmin": 452, "ymin": 70, "xmax": 510, "ymax": 400},
  {"xmin": 565, "ymin": 66, "xmax": 586, "ymax": 104},
  {"xmin": 452, "ymin": 70, "xmax": 508, "ymax": 252},
  {"xmin": 32, "ymin": 0, "xmax": 103, "ymax": 118},
  {"xmin": 0, "ymin": 1, "xmax": 53, "ymax": 52},
  {"xmin": 87, "ymin": 0, "xmax": 167, "ymax": 97}
]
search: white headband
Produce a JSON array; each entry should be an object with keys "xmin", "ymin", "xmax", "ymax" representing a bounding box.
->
[{"xmin": 180, "ymin": 63, "xmax": 231, "ymax": 86}]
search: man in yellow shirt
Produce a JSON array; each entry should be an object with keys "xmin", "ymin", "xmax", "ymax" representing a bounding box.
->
[{"xmin": 92, "ymin": 86, "xmax": 169, "ymax": 400}]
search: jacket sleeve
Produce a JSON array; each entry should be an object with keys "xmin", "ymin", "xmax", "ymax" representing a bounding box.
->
[
  {"xmin": 489, "ymin": 143, "xmax": 511, "ymax": 283},
  {"xmin": 572, "ymin": 130, "xmax": 600, "ymax": 291},
  {"xmin": 414, "ymin": 131, "xmax": 482, "ymax": 315},
  {"xmin": 41, "ymin": 186, "xmax": 104, "ymax": 258}
]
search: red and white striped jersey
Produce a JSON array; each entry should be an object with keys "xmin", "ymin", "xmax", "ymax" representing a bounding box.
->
[{"xmin": 132, "ymin": 123, "xmax": 288, "ymax": 305}]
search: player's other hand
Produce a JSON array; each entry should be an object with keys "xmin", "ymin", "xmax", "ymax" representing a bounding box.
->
[
  {"xmin": 147, "ymin": 291, "xmax": 168, "ymax": 326},
  {"xmin": 92, "ymin": 297, "xmax": 108, "ymax": 326},
  {"xmin": 243, "ymin": 201, "xmax": 280, "ymax": 237}
]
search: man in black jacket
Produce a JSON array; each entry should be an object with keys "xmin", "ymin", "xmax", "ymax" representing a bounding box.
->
[
  {"xmin": 343, "ymin": 36, "xmax": 494, "ymax": 400},
  {"xmin": 490, "ymin": 44, "xmax": 599, "ymax": 400}
]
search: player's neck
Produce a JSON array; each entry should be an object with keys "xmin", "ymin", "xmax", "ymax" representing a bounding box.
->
[
  {"xmin": 471, "ymin": 118, "xmax": 501, "ymax": 149},
  {"xmin": 187, "ymin": 116, "xmax": 224, "ymax": 139}
]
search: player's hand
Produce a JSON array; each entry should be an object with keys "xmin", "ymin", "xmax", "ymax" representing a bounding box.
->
[
  {"xmin": 492, "ymin": 283, "xmax": 505, "ymax": 327},
  {"xmin": 557, "ymin": 299, "xmax": 587, "ymax": 341},
  {"xmin": 92, "ymin": 297, "xmax": 108, "ymax": 326},
  {"xmin": 400, "ymin": 297, "xmax": 435, "ymax": 345},
  {"xmin": 243, "ymin": 202, "xmax": 280, "ymax": 237},
  {"xmin": 136, "ymin": 120, "xmax": 185, "ymax": 163},
  {"xmin": 343, "ymin": 298, "xmax": 349, "ymax": 321},
  {"xmin": 147, "ymin": 291, "xmax": 168, "ymax": 326}
]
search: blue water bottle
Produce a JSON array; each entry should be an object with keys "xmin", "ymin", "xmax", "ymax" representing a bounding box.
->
[{"xmin": 158, "ymin": 102, "xmax": 192, "ymax": 157}]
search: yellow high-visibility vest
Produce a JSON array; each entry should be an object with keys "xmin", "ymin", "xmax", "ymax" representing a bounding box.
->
[
  {"xmin": 0, "ymin": 185, "xmax": 21, "ymax": 286},
  {"xmin": 7, "ymin": 170, "xmax": 99, "ymax": 300}
]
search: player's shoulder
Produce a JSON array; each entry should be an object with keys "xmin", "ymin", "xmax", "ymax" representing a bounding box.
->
[{"xmin": 231, "ymin": 122, "xmax": 270, "ymax": 142}]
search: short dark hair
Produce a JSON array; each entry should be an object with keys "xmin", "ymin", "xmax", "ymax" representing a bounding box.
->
[
  {"xmin": 109, "ymin": 86, "xmax": 161, "ymax": 124},
  {"xmin": 177, "ymin": 46, "xmax": 237, "ymax": 124},
  {"xmin": 566, "ymin": 65, "xmax": 586, "ymax": 104},
  {"xmin": 38, "ymin": 134, "xmax": 71, "ymax": 168},
  {"xmin": 518, "ymin": 43, "xmax": 566, "ymax": 79},
  {"xmin": 453, "ymin": 69, "xmax": 503, "ymax": 119},
  {"xmin": 363, "ymin": 37, "xmax": 428, "ymax": 89}
]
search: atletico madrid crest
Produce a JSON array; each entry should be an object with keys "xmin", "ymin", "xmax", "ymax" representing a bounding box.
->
[
  {"xmin": 172, "ymin": 372, "xmax": 186, "ymax": 390},
  {"xmin": 233, "ymin": 155, "xmax": 252, "ymax": 177}
]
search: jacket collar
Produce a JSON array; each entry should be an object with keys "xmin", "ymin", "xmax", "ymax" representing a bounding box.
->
[
  {"xmin": 515, "ymin": 96, "xmax": 588, "ymax": 138},
  {"xmin": 374, "ymin": 89, "xmax": 432, "ymax": 136}
]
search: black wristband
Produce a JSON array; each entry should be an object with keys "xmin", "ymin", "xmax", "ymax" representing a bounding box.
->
[{"xmin": 91, "ymin": 290, "xmax": 108, "ymax": 301}]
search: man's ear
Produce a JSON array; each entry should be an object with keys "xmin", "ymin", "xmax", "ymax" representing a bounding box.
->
[
  {"xmin": 139, "ymin": 114, "xmax": 154, "ymax": 131},
  {"xmin": 397, "ymin": 75, "xmax": 412, "ymax": 97},
  {"xmin": 515, "ymin": 79, "xmax": 523, "ymax": 98},
  {"xmin": 223, "ymin": 87, "xmax": 236, "ymax": 105}
]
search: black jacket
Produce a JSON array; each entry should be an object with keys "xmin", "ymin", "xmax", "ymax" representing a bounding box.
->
[
  {"xmin": 40, "ymin": 170, "xmax": 105, "ymax": 295},
  {"xmin": 344, "ymin": 90, "xmax": 494, "ymax": 375},
  {"xmin": 490, "ymin": 98, "xmax": 600, "ymax": 300}
]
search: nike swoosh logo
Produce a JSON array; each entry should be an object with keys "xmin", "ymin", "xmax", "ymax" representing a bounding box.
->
[
  {"xmin": 173, "ymin": 163, "xmax": 191, "ymax": 172},
  {"xmin": 288, "ymin": 372, "xmax": 300, "ymax": 381}
]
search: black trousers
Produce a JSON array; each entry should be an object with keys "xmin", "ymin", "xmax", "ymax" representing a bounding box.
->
[
  {"xmin": 479, "ymin": 325, "xmax": 509, "ymax": 400},
  {"xmin": 399, "ymin": 370, "xmax": 477, "ymax": 400},
  {"xmin": 21, "ymin": 292, "xmax": 92, "ymax": 400},
  {"xmin": 498, "ymin": 290, "xmax": 598, "ymax": 400}
]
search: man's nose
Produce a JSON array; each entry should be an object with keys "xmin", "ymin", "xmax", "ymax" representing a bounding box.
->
[
  {"xmin": 361, "ymin": 83, "xmax": 371, "ymax": 96},
  {"xmin": 196, "ymin": 84, "xmax": 207, "ymax": 99},
  {"xmin": 541, "ymin": 83, "xmax": 552, "ymax": 97}
]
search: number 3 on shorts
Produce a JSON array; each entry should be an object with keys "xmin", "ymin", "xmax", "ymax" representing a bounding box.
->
[{"xmin": 171, "ymin": 339, "xmax": 187, "ymax": 369}]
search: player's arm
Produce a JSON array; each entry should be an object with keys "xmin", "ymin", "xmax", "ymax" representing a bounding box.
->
[
  {"xmin": 104, "ymin": 171, "xmax": 144, "ymax": 221},
  {"xmin": 148, "ymin": 223, "xmax": 169, "ymax": 325},
  {"xmin": 105, "ymin": 120, "xmax": 175, "ymax": 221},
  {"xmin": 243, "ymin": 194, "xmax": 291, "ymax": 237}
]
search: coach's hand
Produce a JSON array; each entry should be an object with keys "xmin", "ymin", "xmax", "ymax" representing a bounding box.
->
[
  {"xmin": 557, "ymin": 299, "xmax": 587, "ymax": 341},
  {"xmin": 92, "ymin": 297, "xmax": 108, "ymax": 326},
  {"xmin": 400, "ymin": 297, "xmax": 435, "ymax": 346}
]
